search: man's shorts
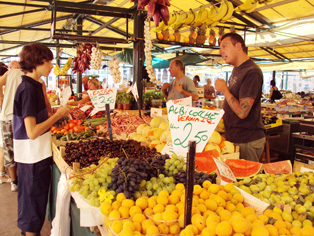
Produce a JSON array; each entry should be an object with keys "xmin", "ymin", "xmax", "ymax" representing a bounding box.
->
[
  {"xmin": 0, "ymin": 120, "xmax": 15, "ymax": 168},
  {"xmin": 17, "ymin": 157, "xmax": 52, "ymax": 233},
  {"xmin": 235, "ymin": 137, "xmax": 266, "ymax": 162}
]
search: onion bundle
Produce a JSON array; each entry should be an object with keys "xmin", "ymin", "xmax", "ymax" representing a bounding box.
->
[
  {"xmin": 144, "ymin": 19, "xmax": 156, "ymax": 83},
  {"xmin": 72, "ymin": 43, "xmax": 93, "ymax": 74},
  {"xmin": 108, "ymin": 57, "xmax": 122, "ymax": 83},
  {"xmin": 91, "ymin": 46, "xmax": 102, "ymax": 70},
  {"xmin": 136, "ymin": 0, "xmax": 171, "ymax": 27}
]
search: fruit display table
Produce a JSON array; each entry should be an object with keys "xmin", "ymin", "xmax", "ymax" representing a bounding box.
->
[{"xmin": 47, "ymin": 163, "xmax": 99, "ymax": 236}]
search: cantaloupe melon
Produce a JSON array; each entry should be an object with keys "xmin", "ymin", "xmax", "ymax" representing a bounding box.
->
[
  {"xmin": 204, "ymin": 142, "xmax": 221, "ymax": 156},
  {"xmin": 208, "ymin": 131, "xmax": 222, "ymax": 144},
  {"xmin": 220, "ymin": 141, "xmax": 235, "ymax": 154},
  {"xmin": 150, "ymin": 117, "xmax": 165, "ymax": 128},
  {"xmin": 137, "ymin": 124, "xmax": 148, "ymax": 135}
]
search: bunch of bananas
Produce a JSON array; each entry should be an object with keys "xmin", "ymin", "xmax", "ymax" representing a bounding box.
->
[
  {"xmin": 235, "ymin": 0, "xmax": 272, "ymax": 13},
  {"xmin": 155, "ymin": 0, "xmax": 236, "ymax": 33},
  {"xmin": 53, "ymin": 57, "xmax": 72, "ymax": 76}
]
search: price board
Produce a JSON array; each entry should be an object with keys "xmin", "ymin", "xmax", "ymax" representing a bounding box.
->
[
  {"xmin": 87, "ymin": 88, "xmax": 117, "ymax": 111},
  {"xmin": 166, "ymin": 102, "xmax": 224, "ymax": 153}
]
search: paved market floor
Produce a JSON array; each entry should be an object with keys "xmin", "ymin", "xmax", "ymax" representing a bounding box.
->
[{"xmin": 0, "ymin": 181, "xmax": 51, "ymax": 236}]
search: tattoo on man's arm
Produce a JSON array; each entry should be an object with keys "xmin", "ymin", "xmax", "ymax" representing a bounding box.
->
[{"xmin": 227, "ymin": 96, "xmax": 254, "ymax": 118}]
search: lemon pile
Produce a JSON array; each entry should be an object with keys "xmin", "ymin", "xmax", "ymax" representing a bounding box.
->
[{"xmin": 100, "ymin": 182, "xmax": 314, "ymax": 236}]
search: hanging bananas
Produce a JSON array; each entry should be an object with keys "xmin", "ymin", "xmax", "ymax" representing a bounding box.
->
[
  {"xmin": 154, "ymin": 1, "xmax": 236, "ymax": 34},
  {"xmin": 53, "ymin": 57, "xmax": 72, "ymax": 76}
]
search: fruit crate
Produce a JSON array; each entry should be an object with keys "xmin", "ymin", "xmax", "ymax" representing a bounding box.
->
[
  {"xmin": 52, "ymin": 142, "xmax": 73, "ymax": 176},
  {"xmin": 220, "ymin": 146, "xmax": 240, "ymax": 162},
  {"xmin": 264, "ymin": 117, "xmax": 283, "ymax": 129}
]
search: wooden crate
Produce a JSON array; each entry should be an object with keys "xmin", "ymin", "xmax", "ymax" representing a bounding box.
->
[
  {"xmin": 52, "ymin": 142, "xmax": 73, "ymax": 176},
  {"xmin": 293, "ymin": 161, "xmax": 314, "ymax": 172},
  {"xmin": 220, "ymin": 146, "xmax": 240, "ymax": 162}
]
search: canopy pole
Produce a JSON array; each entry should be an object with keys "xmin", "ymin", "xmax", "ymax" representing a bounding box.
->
[
  {"xmin": 76, "ymin": 17, "xmax": 83, "ymax": 97},
  {"xmin": 132, "ymin": 10, "xmax": 145, "ymax": 110}
]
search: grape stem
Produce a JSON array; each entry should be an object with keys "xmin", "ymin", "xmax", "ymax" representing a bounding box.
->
[
  {"xmin": 69, "ymin": 156, "xmax": 110, "ymax": 180},
  {"xmin": 121, "ymin": 148, "xmax": 129, "ymax": 159}
]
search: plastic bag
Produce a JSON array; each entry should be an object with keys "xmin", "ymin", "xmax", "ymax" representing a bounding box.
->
[{"xmin": 51, "ymin": 173, "xmax": 71, "ymax": 236}]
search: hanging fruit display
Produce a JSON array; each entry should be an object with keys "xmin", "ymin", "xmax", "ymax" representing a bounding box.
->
[
  {"xmin": 136, "ymin": 0, "xmax": 171, "ymax": 27},
  {"xmin": 154, "ymin": 1, "xmax": 236, "ymax": 34},
  {"xmin": 189, "ymin": 26, "xmax": 197, "ymax": 44},
  {"xmin": 209, "ymin": 29, "xmax": 217, "ymax": 46},
  {"xmin": 196, "ymin": 26, "xmax": 207, "ymax": 45},
  {"xmin": 144, "ymin": 18, "xmax": 156, "ymax": 83},
  {"xmin": 53, "ymin": 57, "xmax": 72, "ymax": 76},
  {"xmin": 90, "ymin": 46, "xmax": 102, "ymax": 70},
  {"xmin": 218, "ymin": 27, "xmax": 225, "ymax": 46},
  {"xmin": 72, "ymin": 43, "xmax": 93, "ymax": 74},
  {"xmin": 108, "ymin": 58, "xmax": 122, "ymax": 83}
]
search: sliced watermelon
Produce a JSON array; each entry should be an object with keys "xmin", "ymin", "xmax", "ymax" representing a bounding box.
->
[
  {"xmin": 195, "ymin": 150, "xmax": 220, "ymax": 174},
  {"xmin": 224, "ymin": 159, "xmax": 263, "ymax": 179},
  {"xmin": 263, "ymin": 160, "xmax": 292, "ymax": 175}
]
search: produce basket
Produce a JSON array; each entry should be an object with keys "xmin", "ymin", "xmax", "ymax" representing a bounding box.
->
[{"xmin": 52, "ymin": 142, "xmax": 73, "ymax": 176}]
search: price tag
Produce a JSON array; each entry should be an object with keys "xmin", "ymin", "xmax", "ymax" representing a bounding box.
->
[
  {"xmin": 168, "ymin": 96, "xmax": 192, "ymax": 107},
  {"xmin": 80, "ymin": 105, "xmax": 92, "ymax": 112},
  {"xmin": 131, "ymin": 82, "xmax": 139, "ymax": 102},
  {"xmin": 160, "ymin": 142, "xmax": 187, "ymax": 159},
  {"xmin": 213, "ymin": 158, "xmax": 237, "ymax": 182},
  {"xmin": 166, "ymin": 102, "xmax": 224, "ymax": 153},
  {"xmin": 60, "ymin": 86, "xmax": 72, "ymax": 106},
  {"xmin": 87, "ymin": 88, "xmax": 117, "ymax": 111}
]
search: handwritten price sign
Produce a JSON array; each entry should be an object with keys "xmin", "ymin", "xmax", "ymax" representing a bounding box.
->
[
  {"xmin": 166, "ymin": 103, "xmax": 224, "ymax": 153},
  {"xmin": 87, "ymin": 88, "xmax": 117, "ymax": 111}
]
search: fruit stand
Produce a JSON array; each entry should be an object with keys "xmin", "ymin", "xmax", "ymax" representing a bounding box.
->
[{"xmin": 47, "ymin": 98, "xmax": 314, "ymax": 236}]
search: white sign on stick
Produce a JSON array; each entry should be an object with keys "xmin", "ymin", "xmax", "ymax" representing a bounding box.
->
[
  {"xmin": 60, "ymin": 86, "xmax": 72, "ymax": 106},
  {"xmin": 87, "ymin": 87, "xmax": 117, "ymax": 110},
  {"xmin": 131, "ymin": 82, "xmax": 139, "ymax": 102},
  {"xmin": 166, "ymin": 102, "xmax": 224, "ymax": 153}
]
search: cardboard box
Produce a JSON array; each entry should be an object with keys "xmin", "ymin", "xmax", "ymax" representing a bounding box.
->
[{"xmin": 293, "ymin": 161, "xmax": 314, "ymax": 172}]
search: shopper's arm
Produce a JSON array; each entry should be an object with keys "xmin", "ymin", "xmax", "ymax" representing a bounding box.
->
[
  {"xmin": 161, "ymin": 83, "xmax": 170, "ymax": 100},
  {"xmin": 24, "ymin": 105, "xmax": 69, "ymax": 140},
  {"xmin": 175, "ymin": 83, "xmax": 199, "ymax": 101},
  {"xmin": 0, "ymin": 72, "xmax": 8, "ymax": 107},
  {"xmin": 41, "ymin": 81, "xmax": 53, "ymax": 116},
  {"xmin": 67, "ymin": 96, "xmax": 90, "ymax": 106},
  {"xmin": 215, "ymin": 78, "xmax": 254, "ymax": 119}
]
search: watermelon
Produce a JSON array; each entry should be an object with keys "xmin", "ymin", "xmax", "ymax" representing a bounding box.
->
[
  {"xmin": 224, "ymin": 159, "xmax": 263, "ymax": 179},
  {"xmin": 195, "ymin": 150, "xmax": 220, "ymax": 174},
  {"xmin": 263, "ymin": 160, "xmax": 292, "ymax": 175}
]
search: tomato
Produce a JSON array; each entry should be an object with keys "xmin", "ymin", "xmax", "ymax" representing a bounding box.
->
[
  {"xmin": 63, "ymin": 124, "xmax": 69, "ymax": 130},
  {"xmin": 96, "ymin": 125, "xmax": 100, "ymax": 130},
  {"xmin": 84, "ymin": 127, "xmax": 90, "ymax": 131},
  {"xmin": 60, "ymin": 129, "xmax": 67, "ymax": 134},
  {"xmin": 68, "ymin": 123, "xmax": 75, "ymax": 128},
  {"xmin": 68, "ymin": 128, "xmax": 74, "ymax": 132},
  {"xmin": 73, "ymin": 126, "xmax": 80, "ymax": 133}
]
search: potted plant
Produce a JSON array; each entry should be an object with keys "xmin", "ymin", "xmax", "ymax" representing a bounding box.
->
[
  {"xmin": 115, "ymin": 91, "xmax": 123, "ymax": 110},
  {"xmin": 121, "ymin": 92, "xmax": 134, "ymax": 110}
]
